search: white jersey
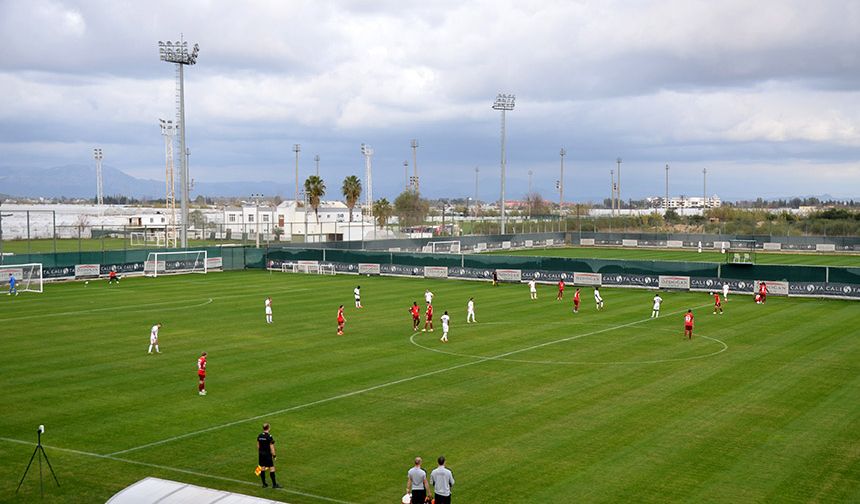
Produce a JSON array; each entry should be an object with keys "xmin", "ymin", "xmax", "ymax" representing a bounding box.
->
[
  {"xmin": 594, "ymin": 290, "xmax": 603, "ymax": 301},
  {"xmin": 425, "ymin": 291, "xmax": 434, "ymax": 304},
  {"xmin": 150, "ymin": 325, "xmax": 159, "ymax": 343},
  {"xmin": 722, "ymin": 284, "xmax": 729, "ymax": 295},
  {"xmin": 441, "ymin": 314, "xmax": 450, "ymax": 329},
  {"xmin": 529, "ymin": 280, "xmax": 537, "ymax": 292},
  {"xmin": 467, "ymin": 300, "xmax": 474, "ymax": 313},
  {"xmin": 265, "ymin": 298, "xmax": 272, "ymax": 314},
  {"xmin": 354, "ymin": 288, "xmax": 361, "ymax": 299},
  {"xmin": 653, "ymin": 296, "xmax": 663, "ymax": 310}
]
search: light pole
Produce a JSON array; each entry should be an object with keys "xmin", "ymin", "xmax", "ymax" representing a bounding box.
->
[
  {"xmin": 293, "ymin": 144, "xmax": 301, "ymax": 203},
  {"xmin": 559, "ymin": 148, "xmax": 566, "ymax": 212},
  {"xmin": 403, "ymin": 160, "xmax": 409, "ymax": 191},
  {"xmin": 314, "ymin": 154, "xmax": 320, "ymax": 177},
  {"xmin": 159, "ymin": 119, "xmax": 177, "ymax": 247},
  {"xmin": 158, "ymin": 37, "xmax": 199, "ymax": 248},
  {"xmin": 251, "ymin": 193, "xmax": 264, "ymax": 247},
  {"xmin": 616, "ymin": 157, "xmax": 622, "ymax": 214},
  {"xmin": 703, "ymin": 167, "xmax": 707, "ymax": 209},
  {"xmin": 474, "ymin": 166, "xmax": 480, "ymax": 211},
  {"xmin": 492, "ymin": 93, "xmax": 515, "ymax": 234},
  {"xmin": 411, "ymin": 139, "xmax": 419, "ymax": 192},
  {"xmin": 93, "ymin": 148, "xmax": 104, "ymax": 206},
  {"xmin": 665, "ymin": 163, "xmax": 670, "ymax": 212},
  {"xmin": 528, "ymin": 169, "xmax": 533, "ymax": 218},
  {"xmin": 361, "ymin": 143, "xmax": 374, "ymax": 217}
]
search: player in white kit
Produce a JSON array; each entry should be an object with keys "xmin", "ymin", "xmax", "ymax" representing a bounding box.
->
[
  {"xmin": 265, "ymin": 297, "xmax": 273, "ymax": 323},
  {"xmin": 440, "ymin": 311, "xmax": 450, "ymax": 342},
  {"xmin": 594, "ymin": 287, "xmax": 604, "ymax": 310},
  {"xmin": 148, "ymin": 323, "xmax": 162, "ymax": 354},
  {"xmin": 722, "ymin": 282, "xmax": 729, "ymax": 301},
  {"xmin": 528, "ymin": 279, "xmax": 537, "ymax": 300},
  {"xmin": 354, "ymin": 286, "xmax": 362, "ymax": 308},
  {"xmin": 466, "ymin": 297, "xmax": 476, "ymax": 323},
  {"xmin": 424, "ymin": 289, "xmax": 434, "ymax": 305},
  {"xmin": 651, "ymin": 293, "xmax": 663, "ymax": 318}
]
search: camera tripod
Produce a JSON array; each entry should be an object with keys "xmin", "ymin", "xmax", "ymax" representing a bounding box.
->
[{"xmin": 16, "ymin": 429, "xmax": 60, "ymax": 497}]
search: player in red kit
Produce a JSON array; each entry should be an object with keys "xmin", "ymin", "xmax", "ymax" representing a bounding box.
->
[
  {"xmin": 759, "ymin": 282, "xmax": 768, "ymax": 303},
  {"xmin": 572, "ymin": 288, "xmax": 581, "ymax": 313},
  {"xmin": 410, "ymin": 302, "xmax": 421, "ymax": 331},
  {"xmin": 713, "ymin": 292, "xmax": 723, "ymax": 315},
  {"xmin": 337, "ymin": 305, "xmax": 345, "ymax": 335},
  {"xmin": 197, "ymin": 352, "xmax": 207, "ymax": 396},
  {"xmin": 684, "ymin": 310, "xmax": 694, "ymax": 339},
  {"xmin": 557, "ymin": 279, "xmax": 565, "ymax": 301},
  {"xmin": 423, "ymin": 303, "xmax": 434, "ymax": 332}
]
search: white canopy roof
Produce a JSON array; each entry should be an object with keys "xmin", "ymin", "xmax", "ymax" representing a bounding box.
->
[{"xmin": 106, "ymin": 477, "xmax": 287, "ymax": 504}]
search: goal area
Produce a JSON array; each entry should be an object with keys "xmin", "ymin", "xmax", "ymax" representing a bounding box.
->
[
  {"xmin": 144, "ymin": 251, "xmax": 207, "ymax": 277},
  {"xmin": 1, "ymin": 263, "xmax": 43, "ymax": 293},
  {"xmin": 429, "ymin": 240, "xmax": 461, "ymax": 254},
  {"xmin": 726, "ymin": 240, "xmax": 756, "ymax": 265}
]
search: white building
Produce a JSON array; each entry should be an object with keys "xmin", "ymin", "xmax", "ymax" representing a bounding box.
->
[
  {"xmin": 222, "ymin": 205, "xmax": 276, "ymax": 239},
  {"xmin": 222, "ymin": 200, "xmax": 370, "ymax": 242},
  {"xmin": 648, "ymin": 195, "xmax": 722, "ymax": 209}
]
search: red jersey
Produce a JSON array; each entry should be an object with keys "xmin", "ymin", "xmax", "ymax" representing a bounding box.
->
[
  {"xmin": 109, "ymin": 270, "xmax": 117, "ymax": 279},
  {"xmin": 410, "ymin": 305, "xmax": 420, "ymax": 318},
  {"xmin": 426, "ymin": 305, "xmax": 433, "ymax": 320},
  {"xmin": 714, "ymin": 293, "xmax": 721, "ymax": 305},
  {"xmin": 684, "ymin": 313, "xmax": 694, "ymax": 327},
  {"xmin": 574, "ymin": 291, "xmax": 580, "ymax": 303},
  {"xmin": 759, "ymin": 283, "xmax": 767, "ymax": 294},
  {"xmin": 558, "ymin": 280, "xmax": 565, "ymax": 291},
  {"xmin": 197, "ymin": 356, "xmax": 206, "ymax": 375},
  {"xmin": 337, "ymin": 307, "xmax": 345, "ymax": 323}
]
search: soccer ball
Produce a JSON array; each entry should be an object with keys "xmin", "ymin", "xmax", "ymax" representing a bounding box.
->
[{"xmin": 85, "ymin": 281, "xmax": 89, "ymax": 285}]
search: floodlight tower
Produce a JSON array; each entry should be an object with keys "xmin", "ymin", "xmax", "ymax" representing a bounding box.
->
[
  {"xmin": 293, "ymin": 144, "xmax": 301, "ymax": 203},
  {"xmin": 410, "ymin": 139, "xmax": 419, "ymax": 192},
  {"xmin": 403, "ymin": 160, "xmax": 409, "ymax": 191},
  {"xmin": 492, "ymin": 93, "xmax": 515, "ymax": 234},
  {"xmin": 474, "ymin": 166, "xmax": 480, "ymax": 208},
  {"xmin": 159, "ymin": 119, "xmax": 178, "ymax": 247},
  {"xmin": 610, "ymin": 169, "xmax": 615, "ymax": 214},
  {"xmin": 93, "ymin": 148, "xmax": 104, "ymax": 206},
  {"xmin": 158, "ymin": 36, "xmax": 199, "ymax": 248},
  {"xmin": 616, "ymin": 157, "xmax": 622, "ymax": 213},
  {"xmin": 559, "ymin": 148, "xmax": 567, "ymax": 211},
  {"xmin": 361, "ymin": 143, "xmax": 374, "ymax": 217},
  {"xmin": 665, "ymin": 163, "xmax": 670, "ymax": 211},
  {"xmin": 703, "ymin": 167, "xmax": 708, "ymax": 209},
  {"xmin": 314, "ymin": 154, "xmax": 320, "ymax": 177}
]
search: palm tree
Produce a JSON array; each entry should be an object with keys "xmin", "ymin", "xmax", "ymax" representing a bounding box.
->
[
  {"xmin": 373, "ymin": 198, "xmax": 392, "ymax": 229},
  {"xmin": 304, "ymin": 175, "xmax": 326, "ymax": 236},
  {"xmin": 341, "ymin": 175, "xmax": 362, "ymax": 222}
]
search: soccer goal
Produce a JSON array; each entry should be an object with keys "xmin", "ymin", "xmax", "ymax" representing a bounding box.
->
[
  {"xmin": 429, "ymin": 240, "xmax": 461, "ymax": 254},
  {"xmin": 292, "ymin": 261, "xmax": 321, "ymax": 274},
  {"xmin": 727, "ymin": 240, "xmax": 757, "ymax": 264},
  {"xmin": 320, "ymin": 264, "xmax": 336, "ymax": 275},
  {"xmin": 130, "ymin": 232, "xmax": 166, "ymax": 247},
  {"xmin": 144, "ymin": 251, "xmax": 207, "ymax": 277},
  {"xmin": 1, "ymin": 263, "xmax": 43, "ymax": 293}
]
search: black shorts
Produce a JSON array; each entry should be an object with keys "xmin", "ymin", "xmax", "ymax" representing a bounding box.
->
[
  {"xmin": 411, "ymin": 489, "xmax": 426, "ymax": 503},
  {"xmin": 435, "ymin": 494, "xmax": 451, "ymax": 504},
  {"xmin": 258, "ymin": 452, "xmax": 274, "ymax": 467}
]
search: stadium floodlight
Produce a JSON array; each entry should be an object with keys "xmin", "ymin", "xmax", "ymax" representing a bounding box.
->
[
  {"xmin": 703, "ymin": 167, "xmax": 708, "ymax": 209},
  {"xmin": 403, "ymin": 160, "xmax": 409, "ymax": 191},
  {"xmin": 665, "ymin": 163, "xmax": 670, "ymax": 211},
  {"xmin": 492, "ymin": 93, "xmax": 515, "ymax": 234},
  {"xmin": 361, "ymin": 143, "xmax": 374, "ymax": 217},
  {"xmin": 411, "ymin": 139, "xmax": 419, "ymax": 192},
  {"xmin": 314, "ymin": 154, "xmax": 320, "ymax": 177},
  {"xmin": 616, "ymin": 157, "xmax": 622, "ymax": 213},
  {"xmin": 158, "ymin": 36, "xmax": 200, "ymax": 248},
  {"xmin": 559, "ymin": 148, "xmax": 566, "ymax": 212},
  {"xmin": 93, "ymin": 148, "xmax": 104, "ymax": 206},
  {"xmin": 293, "ymin": 144, "xmax": 301, "ymax": 204}
]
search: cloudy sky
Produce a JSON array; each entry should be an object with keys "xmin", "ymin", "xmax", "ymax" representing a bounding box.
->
[{"xmin": 1, "ymin": 0, "xmax": 858, "ymax": 201}]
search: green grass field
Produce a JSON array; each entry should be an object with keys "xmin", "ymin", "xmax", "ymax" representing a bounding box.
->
[
  {"xmin": 490, "ymin": 246, "xmax": 860, "ymax": 267},
  {"xmin": 2, "ymin": 271, "xmax": 859, "ymax": 503}
]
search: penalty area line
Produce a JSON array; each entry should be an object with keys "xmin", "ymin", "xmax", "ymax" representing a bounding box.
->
[{"xmin": 0, "ymin": 436, "xmax": 353, "ymax": 504}]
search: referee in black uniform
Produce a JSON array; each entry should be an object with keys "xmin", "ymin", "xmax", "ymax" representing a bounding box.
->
[{"xmin": 257, "ymin": 423, "xmax": 281, "ymax": 488}]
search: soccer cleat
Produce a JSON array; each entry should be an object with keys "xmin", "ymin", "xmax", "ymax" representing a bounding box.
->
[
  {"xmin": 262, "ymin": 482, "xmax": 268, "ymax": 488},
  {"xmin": 421, "ymin": 329, "xmax": 426, "ymax": 332},
  {"xmin": 272, "ymin": 483, "xmax": 282, "ymax": 489}
]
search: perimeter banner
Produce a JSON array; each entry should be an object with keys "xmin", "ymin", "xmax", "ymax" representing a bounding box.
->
[
  {"xmin": 755, "ymin": 280, "xmax": 789, "ymax": 296},
  {"xmin": 75, "ymin": 264, "xmax": 101, "ymax": 279},
  {"xmin": 658, "ymin": 275, "xmax": 691, "ymax": 290},
  {"xmin": 573, "ymin": 272, "xmax": 602, "ymax": 286},
  {"xmin": 358, "ymin": 263, "xmax": 381, "ymax": 275},
  {"xmin": 424, "ymin": 266, "xmax": 449, "ymax": 278}
]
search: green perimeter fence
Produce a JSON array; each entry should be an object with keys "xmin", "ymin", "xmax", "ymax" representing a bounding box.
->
[{"xmin": 3, "ymin": 246, "xmax": 859, "ymax": 286}]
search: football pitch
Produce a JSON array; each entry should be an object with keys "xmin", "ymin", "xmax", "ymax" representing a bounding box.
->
[{"xmin": 2, "ymin": 271, "xmax": 859, "ymax": 503}]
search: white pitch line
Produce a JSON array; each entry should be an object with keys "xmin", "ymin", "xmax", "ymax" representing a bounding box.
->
[
  {"xmin": 107, "ymin": 304, "xmax": 716, "ymax": 457},
  {"xmin": 0, "ymin": 436, "xmax": 353, "ymax": 504},
  {"xmin": 0, "ymin": 298, "xmax": 215, "ymax": 322}
]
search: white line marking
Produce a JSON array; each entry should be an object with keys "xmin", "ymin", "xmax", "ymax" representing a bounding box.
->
[
  {"xmin": 0, "ymin": 298, "xmax": 215, "ymax": 322},
  {"xmin": 107, "ymin": 304, "xmax": 716, "ymax": 457},
  {"xmin": 0, "ymin": 436, "xmax": 352, "ymax": 504}
]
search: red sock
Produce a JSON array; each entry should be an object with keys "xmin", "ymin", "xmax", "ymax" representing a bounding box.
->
[{"xmin": 199, "ymin": 382, "xmax": 204, "ymax": 391}]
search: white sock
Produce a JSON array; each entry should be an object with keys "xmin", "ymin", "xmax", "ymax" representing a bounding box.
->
[
  {"xmin": 148, "ymin": 344, "xmax": 153, "ymax": 353},
  {"xmin": 155, "ymin": 345, "xmax": 160, "ymax": 353}
]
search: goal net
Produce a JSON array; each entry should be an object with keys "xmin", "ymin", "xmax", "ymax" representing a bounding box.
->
[
  {"xmin": 429, "ymin": 240, "xmax": 461, "ymax": 254},
  {"xmin": 292, "ymin": 263, "xmax": 320, "ymax": 274},
  {"xmin": 144, "ymin": 251, "xmax": 207, "ymax": 277},
  {"xmin": 727, "ymin": 240, "xmax": 756, "ymax": 265},
  {"xmin": 1, "ymin": 263, "xmax": 43, "ymax": 293},
  {"xmin": 320, "ymin": 264, "xmax": 336, "ymax": 275}
]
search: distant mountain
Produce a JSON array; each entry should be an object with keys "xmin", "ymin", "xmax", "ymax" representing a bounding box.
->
[{"xmin": 0, "ymin": 165, "xmax": 294, "ymax": 199}]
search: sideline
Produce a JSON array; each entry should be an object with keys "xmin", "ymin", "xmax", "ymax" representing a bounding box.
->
[{"xmin": 0, "ymin": 436, "xmax": 352, "ymax": 504}]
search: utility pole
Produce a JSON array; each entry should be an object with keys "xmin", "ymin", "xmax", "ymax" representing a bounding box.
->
[
  {"xmin": 411, "ymin": 139, "xmax": 419, "ymax": 192},
  {"xmin": 665, "ymin": 163, "xmax": 670, "ymax": 212},
  {"xmin": 703, "ymin": 167, "xmax": 707, "ymax": 209},
  {"xmin": 474, "ymin": 166, "xmax": 480, "ymax": 214},
  {"xmin": 610, "ymin": 169, "xmax": 615, "ymax": 215},
  {"xmin": 559, "ymin": 148, "xmax": 566, "ymax": 212},
  {"xmin": 616, "ymin": 157, "xmax": 622, "ymax": 215},
  {"xmin": 528, "ymin": 169, "xmax": 533, "ymax": 218},
  {"xmin": 403, "ymin": 160, "xmax": 409, "ymax": 191},
  {"xmin": 314, "ymin": 154, "xmax": 320, "ymax": 177}
]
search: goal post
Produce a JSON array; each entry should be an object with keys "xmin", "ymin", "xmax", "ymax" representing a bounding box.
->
[
  {"xmin": 429, "ymin": 240, "xmax": 461, "ymax": 254},
  {"xmin": 144, "ymin": 250, "xmax": 208, "ymax": 277},
  {"xmin": 1, "ymin": 263, "xmax": 43, "ymax": 293}
]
